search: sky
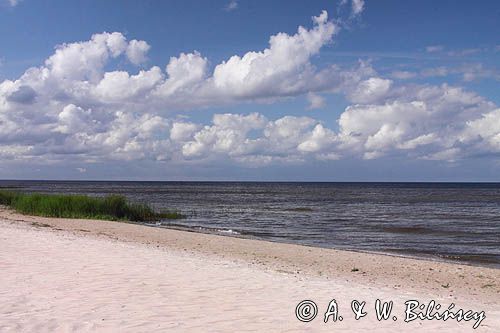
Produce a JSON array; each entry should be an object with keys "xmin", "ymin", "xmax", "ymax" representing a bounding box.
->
[{"xmin": 0, "ymin": 0, "xmax": 499, "ymax": 181}]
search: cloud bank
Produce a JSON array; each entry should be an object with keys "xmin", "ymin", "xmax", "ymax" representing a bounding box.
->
[{"xmin": 0, "ymin": 10, "xmax": 499, "ymax": 170}]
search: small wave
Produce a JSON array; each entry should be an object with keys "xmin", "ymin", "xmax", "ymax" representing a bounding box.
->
[
  {"xmin": 151, "ymin": 221, "xmax": 244, "ymax": 237},
  {"xmin": 381, "ymin": 226, "xmax": 432, "ymax": 235},
  {"xmin": 217, "ymin": 229, "xmax": 241, "ymax": 235},
  {"xmin": 284, "ymin": 207, "xmax": 314, "ymax": 212},
  {"xmin": 377, "ymin": 226, "xmax": 474, "ymax": 237}
]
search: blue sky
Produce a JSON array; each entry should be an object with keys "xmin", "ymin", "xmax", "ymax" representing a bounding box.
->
[{"xmin": 0, "ymin": 0, "xmax": 499, "ymax": 181}]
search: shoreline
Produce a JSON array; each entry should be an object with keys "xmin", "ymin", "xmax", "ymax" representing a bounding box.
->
[
  {"xmin": 145, "ymin": 222, "xmax": 500, "ymax": 270},
  {"xmin": 1, "ymin": 206, "xmax": 499, "ymax": 305}
]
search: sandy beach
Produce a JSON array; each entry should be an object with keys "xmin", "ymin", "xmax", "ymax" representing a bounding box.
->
[{"xmin": 0, "ymin": 207, "xmax": 498, "ymax": 332}]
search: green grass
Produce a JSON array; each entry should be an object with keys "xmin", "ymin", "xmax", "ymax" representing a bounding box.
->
[{"xmin": 0, "ymin": 190, "xmax": 184, "ymax": 222}]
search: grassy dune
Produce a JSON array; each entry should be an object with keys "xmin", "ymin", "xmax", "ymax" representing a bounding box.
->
[{"xmin": 0, "ymin": 190, "xmax": 183, "ymax": 221}]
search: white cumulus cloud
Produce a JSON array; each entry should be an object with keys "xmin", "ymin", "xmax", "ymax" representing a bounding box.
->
[
  {"xmin": 0, "ymin": 10, "xmax": 499, "ymax": 170},
  {"xmin": 126, "ymin": 39, "xmax": 151, "ymax": 65}
]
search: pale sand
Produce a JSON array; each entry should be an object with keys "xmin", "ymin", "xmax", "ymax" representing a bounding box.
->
[{"xmin": 0, "ymin": 207, "xmax": 498, "ymax": 332}]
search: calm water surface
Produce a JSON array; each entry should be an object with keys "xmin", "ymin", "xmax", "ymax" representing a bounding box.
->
[{"xmin": 1, "ymin": 181, "xmax": 499, "ymax": 267}]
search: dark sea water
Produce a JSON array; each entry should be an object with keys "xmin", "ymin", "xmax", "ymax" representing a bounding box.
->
[{"xmin": 1, "ymin": 181, "xmax": 499, "ymax": 268}]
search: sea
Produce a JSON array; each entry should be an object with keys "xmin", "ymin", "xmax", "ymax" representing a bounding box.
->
[{"xmin": 1, "ymin": 180, "xmax": 499, "ymax": 268}]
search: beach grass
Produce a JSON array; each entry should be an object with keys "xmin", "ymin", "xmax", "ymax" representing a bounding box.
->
[{"xmin": 0, "ymin": 190, "xmax": 184, "ymax": 222}]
